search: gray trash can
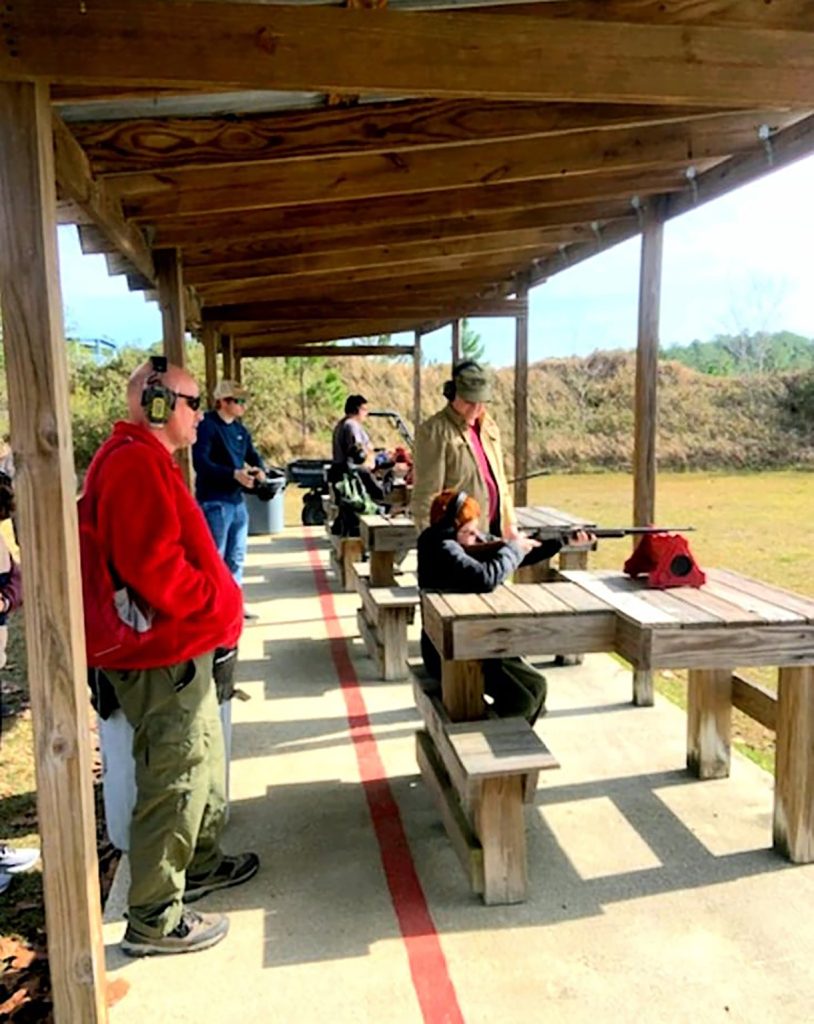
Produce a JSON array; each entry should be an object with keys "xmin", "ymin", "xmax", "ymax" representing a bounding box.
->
[{"xmin": 246, "ymin": 488, "xmax": 285, "ymax": 535}]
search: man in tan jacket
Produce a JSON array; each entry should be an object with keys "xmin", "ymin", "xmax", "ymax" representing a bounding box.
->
[{"xmin": 411, "ymin": 361, "xmax": 519, "ymax": 537}]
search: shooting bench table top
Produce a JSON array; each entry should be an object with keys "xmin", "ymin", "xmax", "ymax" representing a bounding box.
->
[
  {"xmin": 358, "ymin": 513, "xmax": 419, "ymax": 587},
  {"xmin": 421, "ymin": 567, "xmax": 814, "ymax": 866}
]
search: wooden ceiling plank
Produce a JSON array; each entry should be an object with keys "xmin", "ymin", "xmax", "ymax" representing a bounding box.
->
[
  {"xmin": 489, "ymin": 2, "xmax": 814, "ymax": 31},
  {"xmin": 180, "ymin": 199, "xmax": 636, "ymax": 267},
  {"xmin": 149, "ymin": 167, "xmax": 691, "ymax": 246},
  {"xmin": 52, "ymin": 114, "xmax": 155, "ymax": 283},
  {"xmin": 4, "ymin": 3, "xmax": 814, "ymax": 108},
  {"xmin": 182, "ymin": 222, "xmax": 606, "ymax": 287},
  {"xmin": 73, "ymin": 100, "xmax": 733, "ymax": 177},
  {"xmin": 116, "ymin": 112, "xmax": 804, "ymax": 218}
]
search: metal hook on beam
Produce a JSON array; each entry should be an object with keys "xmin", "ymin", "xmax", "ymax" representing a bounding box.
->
[
  {"xmin": 590, "ymin": 220, "xmax": 602, "ymax": 244},
  {"xmin": 630, "ymin": 194, "xmax": 643, "ymax": 228},
  {"xmin": 685, "ymin": 165, "xmax": 699, "ymax": 204},
  {"xmin": 758, "ymin": 124, "xmax": 774, "ymax": 167}
]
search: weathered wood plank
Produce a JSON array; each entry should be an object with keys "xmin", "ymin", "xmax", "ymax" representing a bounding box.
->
[
  {"xmin": 446, "ymin": 718, "xmax": 559, "ymax": 778},
  {"xmin": 701, "ymin": 579, "xmax": 806, "ymax": 623},
  {"xmin": 476, "ymin": 776, "xmax": 527, "ymax": 905},
  {"xmin": 560, "ymin": 571, "xmax": 679, "ymax": 625},
  {"xmin": 706, "ymin": 567, "xmax": 814, "ymax": 622},
  {"xmin": 415, "ymin": 731, "xmax": 485, "ymax": 895},
  {"xmin": 687, "ymin": 667, "xmax": 733, "ymax": 779},
  {"xmin": 494, "ymin": 1, "xmax": 814, "ymax": 31},
  {"xmin": 650, "ymin": 624, "xmax": 814, "ymax": 670},
  {"xmin": 71, "ymin": 98, "xmax": 727, "ymax": 175},
  {"xmin": 731, "ymin": 671, "xmax": 777, "ymax": 731},
  {"xmin": 153, "ymin": 167, "xmax": 692, "ymax": 247},
  {"xmin": 0, "ymin": 81, "xmax": 107, "ymax": 1024},
  {"xmin": 441, "ymin": 658, "xmax": 485, "ymax": 722},
  {"xmin": 52, "ymin": 113, "xmax": 155, "ymax": 283},
  {"xmin": 773, "ymin": 665, "xmax": 814, "ymax": 863},
  {"xmin": 117, "ymin": 113, "xmax": 799, "ymax": 219},
  {"xmin": 6, "ymin": 4, "xmax": 814, "ymax": 108},
  {"xmin": 450, "ymin": 609, "xmax": 617, "ymax": 661},
  {"xmin": 420, "ymin": 591, "xmax": 454, "ymax": 661}
]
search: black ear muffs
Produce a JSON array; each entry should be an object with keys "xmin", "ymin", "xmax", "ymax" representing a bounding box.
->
[
  {"xmin": 440, "ymin": 490, "xmax": 468, "ymax": 536},
  {"xmin": 141, "ymin": 355, "xmax": 176, "ymax": 425}
]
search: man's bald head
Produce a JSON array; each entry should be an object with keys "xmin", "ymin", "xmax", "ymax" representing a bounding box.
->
[{"xmin": 127, "ymin": 360, "xmax": 198, "ymax": 424}]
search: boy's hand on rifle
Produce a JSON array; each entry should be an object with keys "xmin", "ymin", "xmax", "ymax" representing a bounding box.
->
[
  {"xmin": 516, "ymin": 534, "xmax": 541, "ymax": 555},
  {"xmin": 563, "ymin": 529, "xmax": 595, "ymax": 547}
]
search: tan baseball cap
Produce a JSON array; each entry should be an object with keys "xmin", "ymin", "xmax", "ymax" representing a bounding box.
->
[{"xmin": 213, "ymin": 379, "xmax": 248, "ymax": 401}]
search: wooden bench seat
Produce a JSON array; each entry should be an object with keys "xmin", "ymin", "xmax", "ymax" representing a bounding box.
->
[
  {"xmin": 356, "ymin": 577, "xmax": 419, "ymax": 679},
  {"xmin": 327, "ymin": 533, "xmax": 364, "ymax": 591},
  {"xmin": 410, "ymin": 660, "xmax": 559, "ymax": 904}
]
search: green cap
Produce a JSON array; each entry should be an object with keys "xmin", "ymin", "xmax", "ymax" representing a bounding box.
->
[{"xmin": 454, "ymin": 362, "xmax": 492, "ymax": 402}]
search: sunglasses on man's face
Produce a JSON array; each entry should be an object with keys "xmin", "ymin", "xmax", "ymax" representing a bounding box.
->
[
  {"xmin": 224, "ymin": 396, "xmax": 246, "ymax": 405},
  {"xmin": 173, "ymin": 391, "xmax": 202, "ymax": 412}
]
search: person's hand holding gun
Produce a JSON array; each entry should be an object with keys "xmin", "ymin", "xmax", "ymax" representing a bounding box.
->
[{"xmin": 234, "ymin": 465, "xmax": 267, "ymax": 489}]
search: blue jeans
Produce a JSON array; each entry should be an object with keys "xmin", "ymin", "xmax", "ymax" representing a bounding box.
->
[{"xmin": 201, "ymin": 499, "xmax": 248, "ymax": 587}]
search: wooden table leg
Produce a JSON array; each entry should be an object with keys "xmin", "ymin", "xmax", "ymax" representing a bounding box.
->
[
  {"xmin": 369, "ymin": 549, "xmax": 395, "ymax": 587},
  {"xmin": 514, "ymin": 558, "xmax": 552, "ymax": 584},
  {"xmin": 441, "ymin": 658, "xmax": 484, "ymax": 722},
  {"xmin": 475, "ymin": 776, "xmax": 527, "ymax": 905},
  {"xmin": 686, "ymin": 668, "xmax": 732, "ymax": 779},
  {"xmin": 773, "ymin": 665, "xmax": 814, "ymax": 863},
  {"xmin": 632, "ymin": 670, "xmax": 654, "ymax": 706}
]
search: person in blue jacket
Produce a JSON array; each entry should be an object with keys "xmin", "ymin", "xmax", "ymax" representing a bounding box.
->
[{"xmin": 192, "ymin": 380, "xmax": 267, "ymax": 615}]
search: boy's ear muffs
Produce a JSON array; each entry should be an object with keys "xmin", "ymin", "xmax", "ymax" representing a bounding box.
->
[
  {"xmin": 441, "ymin": 490, "xmax": 468, "ymax": 535},
  {"xmin": 442, "ymin": 360, "xmax": 483, "ymax": 402},
  {"xmin": 141, "ymin": 355, "xmax": 175, "ymax": 425}
]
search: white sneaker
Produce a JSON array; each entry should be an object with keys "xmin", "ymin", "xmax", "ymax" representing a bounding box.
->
[
  {"xmin": 0, "ymin": 870, "xmax": 12, "ymax": 895},
  {"xmin": 0, "ymin": 844, "xmax": 40, "ymax": 874}
]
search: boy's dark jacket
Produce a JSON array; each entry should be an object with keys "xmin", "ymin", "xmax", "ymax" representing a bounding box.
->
[{"xmin": 417, "ymin": 522, "xmax": 563, "ymax": 677}]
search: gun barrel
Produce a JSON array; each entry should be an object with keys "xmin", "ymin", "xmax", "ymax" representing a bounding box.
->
[{"xmin": 529, "ymin": 525, "xmax": 694, "ymax": 540}]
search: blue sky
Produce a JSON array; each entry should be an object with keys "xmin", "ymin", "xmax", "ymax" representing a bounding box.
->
[{"xmin": 58, "ymin": 153, "xmax": 814, "ymax": 370}]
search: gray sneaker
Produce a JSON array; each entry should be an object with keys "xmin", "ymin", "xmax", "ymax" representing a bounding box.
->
[{"xmin": 121, "ymin": 909, "xmax": 229, "ymax": 957}]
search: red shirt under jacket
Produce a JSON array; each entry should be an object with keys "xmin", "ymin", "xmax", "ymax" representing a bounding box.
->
[{"xmin": 81, "ymin": 421, "xmax": 243, "ymax": 669}]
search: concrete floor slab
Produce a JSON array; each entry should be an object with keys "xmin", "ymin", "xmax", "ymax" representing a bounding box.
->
[{"xmin": 104, "ymin": 528, "xmax": 814, "ymax": 1024}]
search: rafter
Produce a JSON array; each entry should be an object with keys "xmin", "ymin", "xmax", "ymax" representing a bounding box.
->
[
  {"xmin": 4, "ymin": 3, "xmax": 814, "ymax": 108},
  {"xmin": 115, "ymin": 112, "xmax": 801, "ymax": 220},
  {"xmin": 52, "ymin": 114, "xmax": 155, "ymax": 283},
  {"xmin": 237, "ymin": 344, "xmax": 414, "ymax": 358},
  {"xmin": 71, "ymin": 99, "xmax": 726, "ymax": 176}
]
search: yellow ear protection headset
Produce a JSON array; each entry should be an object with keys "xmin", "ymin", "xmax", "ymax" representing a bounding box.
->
[
  {"xmin": 141, "ymin": 355, "xmax": 176, "ymax": 425},
  {"xmin": 440, "ymin": 490, "xmax": 468, "ymax": 536},
  {"xmin": 442, "ymin": 360, "xmax": 482, "ymax": 402}
]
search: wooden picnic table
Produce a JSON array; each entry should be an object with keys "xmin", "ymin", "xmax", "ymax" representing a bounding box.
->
[
  {"xmin": 358, "ymin": 512, "xmax": 418, "ymax": 586},
  {"xmin": 421, "ymin": 567, "xmax": 814, "ymax": 867}
]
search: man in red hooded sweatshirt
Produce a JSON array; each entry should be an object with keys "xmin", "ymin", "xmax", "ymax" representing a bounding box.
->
[{"xmin": 81, "ymin": 357, "xmax": 257, "ymax": 957}]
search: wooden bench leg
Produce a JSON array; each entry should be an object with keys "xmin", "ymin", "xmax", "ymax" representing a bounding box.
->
[
  {"xmin": 369, "ymin": 549, "xmax": 395, "ymax": 587},
  {"xmin": 632, "ymin": 669, "xmax": 654, "ymax": 706},
  {"xmin": 340, "ymin": 538, "xmax": 364, "ymax": 591},
  {"xmin": 380, "ymin": 607, "xmax": 411, "ymax": 681},
  {"xmin": 773, "ymin": 665, "xmax": 814, "ymax": 863},
  {"xmin": 475, "ymin": 776, "xmax": 527, "ymax": 905},
  {"xmin": 687, "ymin": 667, "xmax": 732, "ymax": 779},
  {"xmin": 442, "ymin": 658, "xmax": 485, "ymax": 722}
]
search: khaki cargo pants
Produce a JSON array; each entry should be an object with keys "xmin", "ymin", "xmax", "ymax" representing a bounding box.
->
[{"xmin": 105, "ymin": 651, "xmax": 226, "ymax": 937}]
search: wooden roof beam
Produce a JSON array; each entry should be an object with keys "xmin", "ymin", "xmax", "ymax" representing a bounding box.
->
[
  {"xmin": 4, "ymin": 3, "xmax": 814, "ymax": 108},
  {"xmin": 71, "ymin": 99, "xmax": 731, "ymax": 177},
  {"xmin": 236, "ymin": 343, "xmax": 415, "ymax": 358},
  {"xmin": 116, "ymin": 112, "xmax": 804, "ymax": 220},
  {"xmin": 179, "ymin": 224, "xmax": 599, "ymax": 289},
  {"xmin": 149, "ymin": 168, "xmax": 697, "ymax": 247},
  {"xmin": 489, "ymin": 2, "xmax": 814, "ymax": 31},
  {"xmin": 52, "ymin": 114, "xmax": 155, "ymax": 283}
]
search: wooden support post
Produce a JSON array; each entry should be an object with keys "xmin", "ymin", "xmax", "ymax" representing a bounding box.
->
[
  {"xmin": 0, "ymin": 81, "xmax": 107, "ymax": 1024},
  {"xmin": 632, "ymin": 199, "xmax": 664, "ymax": 706},
  {"xmin": 687, "ymin": 668, "xmax": 732, "ymax": 780},
  {"xmin": 233, "ymin": 352, "xmax": 242, "ymax": 385},
  {"xmin": 514, "ymin": 280, "xmax": 529, "ymax": 507},
  {"xmin": 451, "ymin": 318, "xmax": 461, "ymax": 365},
  {"xmin": 475, "ymin": 776, "xmax": 527, "ymax": 905},
  {"xmin": 155, "ymin": 247, "xmax": 192, "ymax": 487},
  {"xmin": 222, "ymin": 333, "xmax": 235, "ymax": 380},
  {"xmin": 369, "ymin": 549, "xmax": 395, "ymax": 587},
  {"xmin": 441, "ymin": 658, "xmax": 484, "ymax": 722},
  {"xmin": 773, "ymin": 665, "xmax": 814, "ymax": 863},
  {"xmin": 413, "ymin": 330, "xmax": 422, "ymax": 431},
  {"xmin": 202, "ymin": 322, "xmax": 218, "ymax": 409}
]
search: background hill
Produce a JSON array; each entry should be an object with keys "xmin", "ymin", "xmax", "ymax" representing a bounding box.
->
[{"xmin": 1, "ymin": 332, "xmax": 812, "ymax": 474}]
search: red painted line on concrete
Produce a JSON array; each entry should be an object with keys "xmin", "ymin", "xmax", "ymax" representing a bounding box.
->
[{"xmin": 304, "ymin": 531, "xmax": 465, "ymax": 1024}]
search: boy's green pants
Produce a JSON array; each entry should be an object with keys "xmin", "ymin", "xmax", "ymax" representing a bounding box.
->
[{"xmin": 105, "ymin": 651, "xmax": 226, "ymax": 937}]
